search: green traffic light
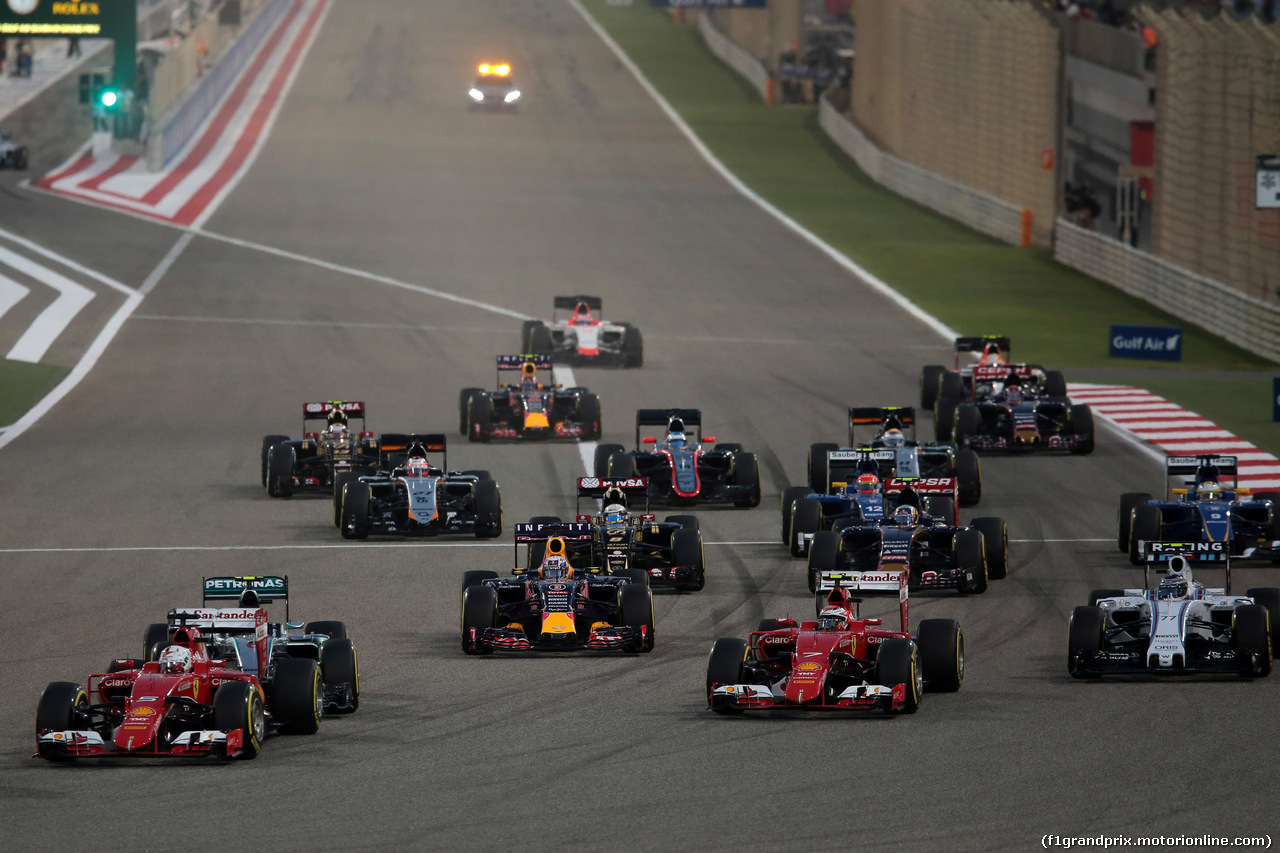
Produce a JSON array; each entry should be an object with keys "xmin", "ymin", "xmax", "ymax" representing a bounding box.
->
[{"xmin": 100, "ymin": 90, "xmax": 118, "ymax": 108}]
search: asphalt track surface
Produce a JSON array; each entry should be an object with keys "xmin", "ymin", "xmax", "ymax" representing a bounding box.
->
[{"xmin": 2, "ymin": 2, "xmax": 1277, "ymax": 850}]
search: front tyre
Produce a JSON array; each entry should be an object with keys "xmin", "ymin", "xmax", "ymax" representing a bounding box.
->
[
  {"xmin": 916, "ymin": 619, "xmax": 963, "ymax": 692},
  {"xmin": 706, "ymin": 638, "xmax": 748, "ymax": 712},
  {"xmin": 271, "ymin": 657, "xmax": 323, "ymax": 735},
  {"xmin": 35, "ymin": 682, "xmax": 89, "ymax": 762},
  {"xmin": 875, "ymin": 639, "xmax": 922, "ymax": 714},
  {"xmin": 212, "ymin": 680, "xmax": 265, "ymax": 759}
]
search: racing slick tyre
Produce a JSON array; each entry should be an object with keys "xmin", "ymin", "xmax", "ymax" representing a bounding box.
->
[
  {"xmin": 1117, "ymin": 493, "xmax": 1152, "ymax": 551},
  {"xmin": 955, "ymin": 449, "xmax": 981, "ymax": 506},
  {"xmin": 461, "ymin": 470, "xmax": 492, "ymax": 482},
  {"xmin": 970, "ymin": 517, "xmax": 1008, "ymax": 580},
  {"xmin": 1067, "ymin": 606, "xmax": 1106, "ymax": 678},
  {"xmin": 340, "ymin": 481, "xmax": 371, "ymax": 540},
  {"xmin": 1245, "ymin": 588, "xmax": 1280, "ymax": 650},
  {"xmin": 756, "ymin": 619, "xmax": 788, "ymax": 632},
  {"xmin": 717, "ymin": 443, "xmax": 743, "ymax": 455},
  {"xmin": 934, "ymin": 399, "xmax": 958, "ymax": 443},
  {"xmin": 467, "ymin": 395, "xmax": 494, "ymax": 443},
  {"xmin": 528, "ymin": 324, "xmax": 552, "ymax": 355},
  {"xmin": 664, "ymin": 514, "xmax": 699, "ymax": 532},
  {"xmin": 924, "ymin": 495, "xmax": 957, "ymax": 526},
  {"xmin": 671, "ymin": 527, "xmax": 705, "ymax": 591},
  {"xmin": 780, "ymin": 486, "xmax": 809, "ymax": 544},
  {"xmin": 807, "ymin": 443, "xmax": 838, "ymax": 494},
  {"xmin": 271, "ymin": 656, "xmax": 323, "ymax": 735},
  {"xmin": 621, "ymin": 323, "xmax": 644, "ymax": 368},
  {"xmin": 807, "ymin": 530, "xmax": 842, "ymax": 593},
  {"xmin": 619, "ymin": 568, "xmax": 650, "ymax": 588},
  {"xmin": 143, "ymin": 622, "xmax": 170, "ymax": 661},
  {"xmin": 1088, "ymin": 589, "xmax": 1124, "ymax": 607},
  {"xmin": 954, "ymin": 528, "xmax": 988, "ymax": 594},
  {"xmin": 319, "ymin": 639, "xmax": 360, "ymax": 713},
  {"xmin": 705, "ymin": 638, "xmax": 748, "ymax": 713},
  {"xmin": 1068, "ymin": 404, "xmax": 1095, "ymax": 454},
  {"xmin": 1253, "ymin": 493, "xmax": 1280, "ymax": 563},
  {"xmin": 875, "ymin": 639, "xmax": 922, "ymax": 714},
  {"xmin": 1233, "ymin": 604, "xmax": 1273, "ymax": 677},
  {"xmin": 921, "ymin": 364, "xmax": 945, "ymax": 410},
  {"xmin": 607, "ymin": 452, "xmax": 636, "ymax": 479},
  {"xmin": 303, "ymin": 621, "xmax": 348, "ymax": 640},
  {"xmin": 333, "ymin": 471, "xmax": 357, "ymax": 528},
  {"xmin": 593, "ymin": 444, "xmax": 624, "ymax": 478},
  {"xmin": 211, "ymin": 679, "xmax": 266, "ymax": 759},
  {"xmin": 731, "ymin": 452, "xmax": 761, "ymax": 507},
  {"xmin": 954, "ymin": 404, "xmax": 980, "ymax": 447},
  {"xmin": 461, "ymin": 585, "xmax": 498, "ymax": 655},
  {"xmin": 1044, "ymin": 370, "xmax": 1068, "ymax": 399},
  {"xmin": 576, "ymin": 393, "xmax": 602, "ymax": 440},
  {"xmin": 916, "ymin": 618, "xmax": 964, "ymax": 693},
  {"xmin": 790, "ymin": 497, "xmax": 823, "ymax": 559},
  {"xmin": 36, "ymin": 682, "xmax": 89, "ymax": 762},
  {"xmin": 618, "ymin": 584, "xmax": 655, "ymax": 652},
  {"xmin": 458, "ymin": 388, "xmax": 483, "ymax": 435},
  {"xmin": 1128, "ymin": 505, "xmax": 1162, "ymax": 565},
  {"xmin": 261, "ymin": 434, "xmax": 288, "ymax": 486},
  {"xmin": 939, "ymin": 370, "xmax": 963, "ymax": 401},
  {"xmin": 474, "ymin": 480, "xmax": 503, "ymax": 538},
  {"xmin": 461, "ymin": 571, "xmax": 501, "ymax": 605},
  {"xmin": 266, "ymin": 444, "xmax": 296, "ymax": 497},
  {"xmin": 520, "ymin": 320, "xmax": 541, "ymax": 353}
]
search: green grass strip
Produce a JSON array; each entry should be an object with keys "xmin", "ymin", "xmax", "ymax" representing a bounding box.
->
[
  {"xmin": 0, "ymin": 359, "xmax": 69, "ymax": 427},
  {"xmin": 582, "ymin": 0, "xmax": 1280, "ymax": 455}
]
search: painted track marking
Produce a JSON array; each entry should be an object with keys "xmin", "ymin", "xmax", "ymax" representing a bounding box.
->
[{"xmin": 0, "ymin": 243, "xmax": 95, "ymax": 363}]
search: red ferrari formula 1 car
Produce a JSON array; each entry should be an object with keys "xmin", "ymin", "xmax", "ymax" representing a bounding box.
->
[
  {"xmin": 35, "ymin": 594, "xmax": 325, "ymax": 762},
  {"xmin": 706, "ymin": 570, "xmax": 963, "ymax": 715}
]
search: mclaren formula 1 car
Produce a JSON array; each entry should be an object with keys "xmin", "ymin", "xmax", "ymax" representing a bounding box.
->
[
  {"xmin": 707, "ymin": 572, "xmax": 963, "ymax": 714},
  {"xmin": 468, "ymin": 62, "xmax": 520, "ymax": 110},
  {"xmin": 595, "ymin": 409, "xmax": 760, "ymax": 507},
  {"xmin": 460, "ymin": 355, "xmax": 601, "ymax": 442},
  {"xmin": 0, "ymin": 130, "xmax": 30, "ymax": 169},
  {"xmin": 460, "ymin": 535, "xmax": 655, "ymax": 654},
  {"xmin": 520, "ymin": 295, "xmax": 643, "ymax": 367},
  {"xmin": 1119, "ymin": 455, "xmax": 1280, "ymax": 565},
  {"xmin": 262, "ymin": 401, "xmax": 380, "ymax": 497},
  {"xmin": 521, "ymin": 477, "xmax": 706, "ymax": 590},
  {"xmin": 804, "ymin": 495, "xmax": 1008, "ymax": 594},
  {"xmin": 335, "ymin": 435, "xmax": 502, "ymax": 539},
  {"xmin": 1068, "ymin": 545, "xmax": 1277, "ymax": 678},
  {"xmin": 34, "ymin": 577, "xmax": 345, "ymax": 762}
]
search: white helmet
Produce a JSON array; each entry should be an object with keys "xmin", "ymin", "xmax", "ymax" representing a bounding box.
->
[{"xmin": 159, "ymin": 645, "xmax": 193, "ymax": 674}]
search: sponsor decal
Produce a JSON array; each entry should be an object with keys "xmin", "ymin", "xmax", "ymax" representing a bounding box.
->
[
  {"xmin": 129, "ymin": 707, "xmax": 156, "ymax": 716},
  {"xmin": 797, "ymin": 662, "xmax": 821, "ymax": 672},
  {"xmin": 1150, "ymin": 541, "xmax": 1226, "ymax": 553},
  {"xmin": 100, "ymin": 677, "xmax": 132, "ymax": 689},
  {"xmin": 865, "ymin": 635, "xmax": 886, "ymax": 645}
]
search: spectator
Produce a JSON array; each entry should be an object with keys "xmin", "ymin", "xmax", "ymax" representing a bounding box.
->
[
  {"xmin": 18, "ymin": 39, "xmax": 33, "ymax": 78},
  {"xmin": 67, "ymin": 37, "xmax": 81, "ymax": 59},
  {"xmin": 1064, "ymin": 182, "xmax": 1101, "ymax": 229},
  {"xmin": 0, "ymin": 39, "xmax": 8, "ymax": 77}
]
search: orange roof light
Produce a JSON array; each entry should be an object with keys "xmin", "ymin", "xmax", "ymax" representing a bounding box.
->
[
  {"xmin": 479, "ymin": 63, "xmax": 511, "ymax": 76},
  {"xmin": 478, "ymin": 63, "xmax": 491, "ymax": 74}
]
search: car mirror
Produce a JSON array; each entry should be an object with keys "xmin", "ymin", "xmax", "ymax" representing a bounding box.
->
[{"xmin": 642, "ymin": 437, "xmax": 656, "ymax": 444}]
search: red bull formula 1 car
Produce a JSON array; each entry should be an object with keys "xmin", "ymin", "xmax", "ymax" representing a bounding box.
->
[
  {"xmin": 706, "ymin": 571, "xmax": 963, "ymax": 714},
  {"xmin": 520, "ymin": 295, "xmax": 643, "ymax": 367},
  {"xmin": 459, "ymin": 355, "xmax": 602, "ymax": 442}
]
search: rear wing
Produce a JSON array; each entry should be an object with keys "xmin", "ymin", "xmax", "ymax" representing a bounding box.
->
[
  {"xmin": 576, "ymin": 477, "xmax": 648, "ymax": 498},
  {"xmin": 848, "ymin": 406, "xmax": 915, "ymax": 445},
  {"xmin": 635, "ymin": 408, "xmax": 702, "ymax": 446},
  {"xmin": 513, "ymin": 522, "xmax": 594, "ymax": 573},
  {"xmin": 497, "ymin": 354, "xmax": 552, "ymax": 370},
  {"xmin": 553, "ymin": 295, "xmax": 602, "ymax": 311},
  {"xmin": 1166, "ymin": 455, "xmax": 1238, "ymax": 493},
  {"xmin": 826, "ymin": 448, "xmax": 895, "ymax": 490},
  {"xmin": 1141, "ymin": 540, "xmax": 1232, "ymax": 592},
  {"xmin": 379, "ymin": 433, "xmax": 447, "ymax": 471},
  {"xmin": 970, "ymin": 363, "xmax": 1041, "ymax": 384},
  {"xmin": 203, "ymin": 576, "xmax": 289, "ymax": 619},
  {"xmin": 302, "ymin": 401, "xmax": 365, "ymax": 424},
  {"xmin": 954, "ymin": 336, "xmax": 1010, "ymax": 354},
  {"xmin": 814, "ymin": 569, "xmax": 909, "ymax": 632}
]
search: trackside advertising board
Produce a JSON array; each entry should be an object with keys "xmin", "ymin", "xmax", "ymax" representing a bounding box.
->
[
  {"xmin": 1109, "ymin": 324, "xmax": 1182, "ymax": 361},
  {"xmin": 651, "ymin": 0, "xmax": 767, "ymax": 7}
]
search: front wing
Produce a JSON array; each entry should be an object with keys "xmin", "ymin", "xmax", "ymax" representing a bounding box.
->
[
  {"xmin": 709, "ymin": 682, "xmax": 904, "ymax": 713},
  {"xmin": 36, "ymin": 728, "xmax": 247, "ymax": 760}
]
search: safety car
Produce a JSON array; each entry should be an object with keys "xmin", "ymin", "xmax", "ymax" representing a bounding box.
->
[
  {"xmin": 520, "ymin": 295, "xmax": 643, "ymax": 367},
  {"xmin": 459, "ymin": 355, "xmax": 601, "ymax": 441},
  {"xmin": 467, "ymin": 62, "xmax": 520, "ymax": 110}
]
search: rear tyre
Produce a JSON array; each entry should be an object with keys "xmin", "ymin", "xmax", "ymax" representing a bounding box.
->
[
  {"xmin": 1233, "ymin": 604, "xmax": 1272, "ymax": 678},
  {"xmin": 671, "ymin": 527, "xmax": 706, "ymax": 591},
  {"xmin": 270, "ymin": 657, "xmax": 323, "ymax": 735},
  {"xmin": 875, "ymin": 639, "xmax": 922, "ymax": 714},
  {"xmin": 790, "ymin": 497, "xmax": 822, "ymax": 558},
  {"xmin": 756, "ymin": 619, "xmax": 788, "ymax": 632},
  {"xmin": 969, "ymin": 517, "xmax": 1008, "ymax": 580},
  {"xmin": 143, "ymin": 622, "xmax": 170, "ymax": 661},
  {"xmin": 619, "ymin": 568, "xmax": 650, "ymax": 588},
  {"xmin": 706, "ymin": 638, "xmax": 748, "ymax": 712},
  {"xmin": 607, "ymin": 452, "xmax": 636, "ymax": 478},
  {"xmin": 1068, "ymin": 404, "xmax": 1095, "ymax": 454},
  {"xmin": 474, "ymin": 480, "xmax": 503, "ymax": 539},
  {"xmin": 461, "ymin": 586, "xmax": 498, "ymax": 655},
  {"xmin": 939, "ymin": 371, "xmax": 964, "ymax": 401},
  {"xmin": 467, "ymin": 396, "xmax": 493, "ymax": 443},
  {"xmin": 954, "ymin": 528, "xmax": 988, "ymax": 594},
  {"xmin": 1117, "ymin": 493, "xmax": 1151, "ymax": 551},
  {"xmin": 920, "ymin": 365, "xmax": 945, "ymax": 409},
  {"xmin": 916, "ymin": 619, "xmax": 963, "ymax": 692},
  {"xmin": 461, "ymin": 571, "xmax": 500, "ymax": 603},
  {"xmin": 1067, "ymin": 606, "xmax": 1106, "ymax": 679},
  {"xmin": 807, "ymin": 530, "xmax": 841, "ymax": 592},
  {"xmin": 618, "ymin": 584, "xmax": 655, "ymax": 652},
  {"xmin": 576, "ymin": 393, "xmax": 602, "ymax": 440},
  {"xmin": 593, "ymin": 444, "xmax": 624, "ymax": 478},
  {"xmin": 780, "ymin": 486, "xmax": 809, "ymax": 544},
  {"xmin": 1128, "ymin": 505, "xmax": 1162, "ymax": 565},
  {"xmin": 1088, "ymin": 589, "xmax": 1123, "ymax": 607},
  {"xmin": 303, "ymin": 621, "xmax": 348, "ymax": 640},
  {"xmin": 934, "ymin": 399, "xmax": 958, "ymax": 443},
  {"xmin": 1245, "ymin": 587, "xmax": 1280, "ymax": 651},
  {"xmin": 664, "ymin": 514, "xmax": 699, "ymax": 532},
  {"xmin": 924, "ymin": 495, "xmax": 956, "ymax": 526},
  {"xmin": 35, "ymin": 682, "xmax": 89, "ymax": 762},
  {"xmin": 319, "ymin": 639, "xmax": 360, "ymax": 713},
  {"xmin": 954, "ymin": 404, "xmax": 980, "ymax": 446},
  {"xmin": 266, "ymin": 444, "xmax": 296, "ymax": 498},
  {"xmin": 261, "ymin": 435, "xmax": 288, "ymax": 486},
  {"xmin": 528, "ymin": 325, "xmax": 552, "ymax": 355},
  {"xmin": 621, "ymin": 324, "xmax": 644, "ymax": 368},
  {"xmin": 807, "ymin": 443, "xmax": 838, "ymax": 494},
  {"xmin": 458, "ymin": 388, "xmax": 483, "ymax": 435},
  {"xmin": 333, "ymin": 472, "xmax": 357, "ymax": 528},
  {"xmin": 955, "ymin": 450, "xmax": 981, "ymax": 506},
  {"xmin": 731, "ymin": 452, "xmax": 761, "ymax": 507},
  {"xmin": 212, "ymin": 680, "xmax": 265, "ymax": 759},
  {"xmin": 340, "ymin": 481, "xmax": 371, "ymax": 540},
  {"xmin": 1044, "ymin": 370, "xmax": 1068, "ymax": 398}
]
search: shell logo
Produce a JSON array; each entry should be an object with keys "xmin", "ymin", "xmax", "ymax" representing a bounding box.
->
[
  {"xmin": 797, "ymin": 662, "xmax": 821, "ymax": 672},
  {"xmin": 129, "ymin": 707, "xmax": 156, "ymax": 716}
]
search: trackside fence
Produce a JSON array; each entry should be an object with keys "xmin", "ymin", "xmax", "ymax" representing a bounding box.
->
[{"xmin": 697, "ymin": 11, "xmax": 772, "ymax": 104}]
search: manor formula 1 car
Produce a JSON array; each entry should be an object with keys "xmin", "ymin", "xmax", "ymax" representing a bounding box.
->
[
  {"xmin": 336, "ymin": 435, "xmax": 502, "ymax": 539},
  {"xmin": 262, "ymin": 401, "xmax": 380, "ymax": 497},
  {"xmin": 1068, "ymin": 546, "xmax": 1277, "ymax": 678},
  {"xmin": 460, "ymin": 355, "xmax": 601, "ymax": 441},
  {"xmin": 460, "ymin": 536, "xmax": 655, "ymax": 654},
  {"xmin": 595, "ymin": 409, "xmax": 760, "ymax": 507},
  {"xmin": 707, "ymin": 573, "xmax": 963, "ymax": 714},
  {"xmin": 1118, "ymin": 455, "xmax": 1279, "ymax": 565},
  {"xmin": 520, "ymin": 295, "xmax": 643, "ymax": 367}
]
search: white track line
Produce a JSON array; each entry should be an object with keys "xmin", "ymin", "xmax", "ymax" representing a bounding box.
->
[
  {"xmin": 0, "ymin": 271, "xmax": 30, "ymax": 321},
  {"xmin": 140, "ymin": 232, "xmax": 195, "ymax": 295},
  {"xmin": 0, "ymin": 244, "xmax": 95, "ymax": 363}
]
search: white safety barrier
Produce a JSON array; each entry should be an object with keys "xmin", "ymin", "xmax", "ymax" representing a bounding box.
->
[{"xmin": 697, "ymin": 12, "xmax": 771, "ymax": 104}]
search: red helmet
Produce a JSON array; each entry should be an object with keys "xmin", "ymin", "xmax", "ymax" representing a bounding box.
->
[{"xmin": 855, "ymin": 473, "xmax": 879, "ymax": 494}]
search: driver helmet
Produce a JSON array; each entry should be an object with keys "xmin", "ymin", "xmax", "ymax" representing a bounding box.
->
[
  {"xmin": 855, "ymin": 473, "xmax": 880, "ymax": 495},
  {"xmin": 404, "ymin": 455, "xmax": 430, "ymax": 477},
  {"xmin": 329, "ymin": 423, "xmax": 348, "ymax": 442},
  {"xmin": 1005, "ymin": 384, "xmax": 1022, "ymax": 406},
  {"xmin": 540, "ymin": 537, "xmax": 573, "ymax": 580},
  {"xmin": 603, "ymin": 502, "xmax": 628, "ymax": 527},
  {"xmin": 881, "ymin": 428, "xmax": 905, "ymax": 448},
  {"xmin": 571, "ymin": 302, "xmax": 594, "ymax": 324},
  {"xmin": 893, "ymin": 505, "xmax": 920, "ymax": 527},
  {"xmin": 816, "ymin": 607, "xmax": 850, "ymax": 632},
  {"xmin": 1157, "ymin": 559, "xmax": 1193, "ymax": 600},
  {"xmin": 666, "ymin": 432, "xmax": 687, "ymax": 449},
  {"xmin": 159, "ymin": 645, "xmax": 193, "ymax": 674},
  {"xmin": 1196, "ymin": 481, "xmax": 1222, "ymax": 502},
  {"xmin": 520, "ymin": 361, "xmax": 540, "ymax": 391}
]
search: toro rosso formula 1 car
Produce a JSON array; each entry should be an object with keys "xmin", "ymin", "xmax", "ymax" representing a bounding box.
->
[
  {"xmin": 944, "ymin": 366, "xmax": 1094, "ymax": 453},
  {"xmin": 804, "ymin": 496, "xmax": 1008, "ymax": 594},
  {"xmin": 34, "ymin": 576, "xmax": 352, "ymax": 762},
  {"xmin": 707, "ymin": 572, "xmax": 963, "ymax": 714},
  {"xmin": 262, "ymin": 401, "xmax": 379, "ymax": 497},
  {"xmin": 520, "ymin": 295, "xmax": 644, "ymax": 367},
  {"xmin": 1119, "ymin": 455, "xmax": 1280, "ymax": 565},
  {"xmin": 335, "ymin": 435, "xmax": 502, "ymax": 539},
  {"xmin": 460, "ymin": 355, "xmax": 601, "ymax": 442},
  {"xmin": 521, "ymin": 477, "xmax": 706, "ymax": 590},
  {"xmin": 595, "ymin": 409, "xmax": 761, "ymax": 507},
  {"xmin": 460, "ymin": 535, "xmax": 655, "ymax": 654},
  {"xmin": 1068, "ymin": 545, "xmax": 1277, "ymax": 678}
]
